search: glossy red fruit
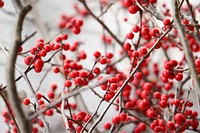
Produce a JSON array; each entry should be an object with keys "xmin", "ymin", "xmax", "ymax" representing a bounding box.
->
[
  {"xmin": 104, "ymin": 122, "xmax": 111, "ymax": 130},
  {"xmin": 174, "ymin": 113, "xmax": 186, "ymax": 125},
  {"xmin": 112, "ymin": 115, "xmax": 121, "ymax": 124},
  {"xmin": 45, "ymin": 109, "xmax": 54, "ymax": 116},
  {"xmin": 65, "ymin": 80, "xmax": 72, "ymax": 87},
  {"xmin": 119, "ymin": 112, "xmax": 127, "ymax": 121},
  {"xmin": 23, "ymin": 98, "xmax": 30, "ymax": 105},
  {"xmin": 128, "ymin": 5, "xmax": 139, "ymax": 14}
]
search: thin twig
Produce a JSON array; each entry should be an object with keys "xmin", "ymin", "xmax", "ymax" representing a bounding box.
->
[
  {"xmin": 98, "ymin": 0, "xmax": 118, "ymax": 18},
  {"xmin": 21, "ymin": 31, "xmax": 37, "ymax": 44},
  {"xmin": 35, "ymin": 65, "xmax": 53, "ymax": 92}
]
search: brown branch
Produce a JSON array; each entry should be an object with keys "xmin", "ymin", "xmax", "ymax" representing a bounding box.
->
[
  {"xmin": 6, "ymin": 4, "xmax": 32, "ymax": 133},
  {"xmin": 172, "ymin": 0, "xmax": 200, "ymax": 107}
]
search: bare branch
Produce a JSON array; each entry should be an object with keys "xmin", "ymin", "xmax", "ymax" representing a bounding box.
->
[{"xmin": 6, "ymin": 4, "xmax": 32, "ymax": 133}]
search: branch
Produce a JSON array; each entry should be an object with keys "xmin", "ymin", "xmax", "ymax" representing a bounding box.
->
[
  {"xmin": 6, "ymin": 4, "xmax": 32, "ymax": 133},
  {"xmin": 172, "ymin": 0, "xmax": 200, "ymax": 107}
]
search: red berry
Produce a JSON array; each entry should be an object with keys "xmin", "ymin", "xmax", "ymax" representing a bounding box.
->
[
  {"xmin": 0, "ymin": 1, "xmax": 4, "ymax": 7},
  {"xmin": 93, "ymin": 51, "xmax": 101, "ymax": 58},
  {"xmin": 141, "ymin": 27, "xmax": 149, "ymax": 35},
  {"xmin": 53, "ymin": 66, "xmax": 60, "ymax": 73},
  {"xmin": 99, "ymin": 57, "xmax": 107, "ymax": 64},
  {"xmin": 48, "ymin": 91, "xmax": 55, "ymax": 99},
  {"xmin": 23, "ymin": 98, "xmax": 30, "ymax": 105},
  {"xmin": 119, "ymin": 113, "xmax": 127, "ymax": 121},
  {"xmin": 34, "ymin": 59, "xmax": 44, "ymax": 69},
  {"xmin": 195, "ymin": 59, "xmax": 200, "ymax": 68},
  {"xmin": 106, "ymin": 52, "xmax": 113, "ymax": 59},
  {"xmin": 76, "ymin": 126, "xmax": 83, "ymax": 133},
  {"xmin": 138, "ymin": 122, "xmax": 146, "ymax": 131},
  {"xmin": 103, "ymin": 122, "xmax": 111, "ymax": 130},
  {"xmin": 126, "ymin": 32, "xmax": 134, "ymax": 39},
  {"xmin": 148, "ymin": 0, "xmax": 157, "ymax": 4},
  {"xmin": 36, "ymin": 92, "xmax": 42, "ymax": 100},
  {"xmin": 139, "ymin": 47, "xmax": 148, "ymax": 55},
  {"xmin": 123, "ymin": 43, "xmax": 131, "ymax": 51},
  {"xmin": 38, "ymin": 120, "xmax": 44, "ymax": 127},
  {"xmin": 175, "ymin": 73, "xmax": 183, "ymax": 81},
  {"xmin": 143, "ymin": 82, "xmax": 152, "ymax": 91},
  {"xmin": 72, "ymin": 27, "xmax": 81, "ymax": 34},
  {"xmin": 74, "ymin": 19, "xmax": 83, "ymax": 27},
  {"xmin": 153, "ymin": 92, "xmax": 161, "ymax": 99},
  {"xmin": 45, "ymin": 109, "xmax": 54, "ymax": 116},
  {"xmin": 44, "ymin": 44, "xmax": 52, "ymax": 52},
  {"xmin": 55, "ymin": 36, "xmax": 62, "ymax": 43},
  {"xmin": 163, "ymin": 19, "xmax": 171, "ymax": 25},
  {"xmin": 159, "ymin": 100, "xmax": 167, "ymax": 108},
  {"xmin": 62, "ymin": 34, "xmax": 68, "ymax": 40},
  {"xmin": 65, "ymin": 80, "xmax": 72, "ymax": 87},
  {"xmin": 167, "ymin": 121, "xmax": 175, "ymax": 130},
  {"xmin": 24, "ymin": 56, "xmax": 33, "ymax": 65},
  {"xmin": 132, "ymin": 25, "xmax": 140, "ymax": 33},
  {"xmin": 174, "ymin": 113, "xmax": 186, "ymax": 125},
  {"xmin": 112, "ymin": 115, "xmax": 121, "ymax": 124},
  {"xmin": 123, "ymin": 0, "xmax": 132, "ymax": 7},
  {"xmin": 110, "ymin": 83, "xmax": 118, "ymax": 90},
  {"xmin": 93, "ymin": 67, "xmax": 101, "ymax": 75},
  {"xmin": 128, "ymin": 5, "xmax": 139, "ymax": 14},
  {"xmin": 63, "ymin": 43, "xmax": 70, "ymax": 51}
]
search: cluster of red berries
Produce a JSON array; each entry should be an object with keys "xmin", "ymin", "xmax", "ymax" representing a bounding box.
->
[
  {"xmin": 103, "ymin": 112, "xmax": 128, "ymax": 129},
  {"xmin": 68, "ymin": 111, "xmax": 91, "ymax": 132},
  {"xmin": 122, "ymin": 0, "xmax": 157, "ymax": 14},
  {"xmin": 23, "ymin": 39, "xmax": 49, "ymax": 72},
  {"xmin": 24, "ymin": 34, "xmax": 71, "ymax": 73},
  {"xmin": 58, "ymin": 14, "xmax": 83, "ymax": 34},
  {"xmin": 162, "ymin": 60, "xmax": 184, "ymax": 83}
]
